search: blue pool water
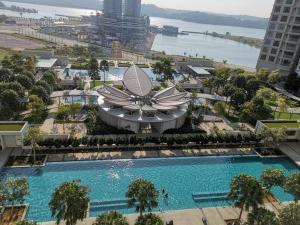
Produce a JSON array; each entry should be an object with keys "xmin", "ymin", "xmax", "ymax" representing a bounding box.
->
[
  {"xmin": 63, "ymin": 67, "xmax": 183, "ymax": 81},
  {"xmin": 63, "ymin": 96, "xmax": 98, "ymax": 105},
  {"xmin": 1, "ymin": 156, "xmax": 298, "ymax": 222}
]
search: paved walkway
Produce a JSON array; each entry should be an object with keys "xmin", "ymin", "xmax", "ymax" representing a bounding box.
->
[
  {"xmin": 279, "ymin": 142, "xmax": 300, "ymax": 166},
  {"xmin": 47, "ymin": 148, "xmax": 254, "ymax": 162}
]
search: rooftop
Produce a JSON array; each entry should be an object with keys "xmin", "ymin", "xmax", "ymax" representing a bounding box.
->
[
  {"xmin": 187, "ymin": 65, "xmax": 211, "ymax": 76},
  {"xmin": 36, "ymin": 58, "xmax": 57, "ymax": 69},
  {"xmin": 123, "ymin": 65, "xmax": 153, "ymax": 97},
  {"xmin": 0, "ymin": 123, "xmax": 25, "ymax": 132},
  {"xmin": 263, "ymin": 121, "xmax": 300, "ymax": 129}
]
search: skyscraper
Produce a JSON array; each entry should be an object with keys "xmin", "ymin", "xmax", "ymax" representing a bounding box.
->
[
  {"xmin": 257, "ymin": 0, "xmax": 300, "ymax": 76},
  {"xmin": 103, "ymin": 0, "xmax": 122, "ymax": 18},
  {"xmin": 124, "ymin": 0, "xmax": 141, "ymax": 17}
]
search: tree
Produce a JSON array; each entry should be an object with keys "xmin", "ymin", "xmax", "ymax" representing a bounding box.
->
[
  {"xmin": 284, "ymin": 172, "xmax": 300, "ymax": 202},
  {"xmin": 0, "ymin": 68, "xmax": 14, "ymax": 82},
  {"xmin": 260, "ymin": 168, "xmax": 285, "ymax": 192},
  {"xmin": 152, "ymin": 59, "xmax": 174, "ymax": 81},
  {"xmin": 28, "ymin": 95, "xmax": 47, "ymax": 124},
  {"xmin": 100, "ymin": 60, "xmax": 109, "ymax": 84},
  {"xmin": 6, "ymin": 177, "xmax": 30, "ymax": 217},
  {"xmin": 246, "ymin": 207, "xmax": 279, "ymax": 225},
  {"xmin": 126, "ymin": 179, "xmax": 159, "ymax": 217},
  {"xmin": 49, "ymin": 180, "xmax": 90, "ymax": 225},
  {"xmin": 0, "ymin": 181, "xmax": 8, "ymax": 209},
  {"xmin": 245, "ymin": 78, "xmax": 260, "ymax": 98},
  {"xmin": 228, "ymin": 174, "xmax": 265, "ymax": 223},
  {"xmin": 55, "ymin": 105, "xmax": 71, "ymax": 133},
  {"xmin": 230, "ymin": 88, "xmax": 247, "ymax": 111},
  {"xmin": 36, "ymin": 80, "xmax": 52, "ymax": 94},
  {"xmin": 257, "ymin": 127, "xmax": 287, "ymax": 148},
  {"xmin": 279, "ymin": 203, "xmax": 300, "ymax": 225},
  {"xmin": 284, "ymin": 72, "xmax": 300, "ymax": 93},
  {"xmin": 231, "ymin": 74, "xmax": 247, "ymax": 89},
  {"xmin": 22, "ymin": 71, "xmax": 35, "ymax": 84},
  {"xmin": 240, "ymin": 97, "xmax": 272, "ymax": 125},
  {"xmin": 16, "ymin": 75, "xmax": 34, "ymax": 90},
  {"xmin": 8, "ymin": 81, "xmax": 25, "ymax": 97},
  {"xmin": 30, "ymin": 85, "xmax": 50, "ymax": 103},
  {"xmin": 89, "ymin": 57, "xmax": 100, "ymax": 86},
  {"xmin": 268, "ymin": 70, "xmax": 280, "ymax": 84},
  {"xmin": 0, "ymin": 89, "xmax": 20, "ymax": 111},
  {"xmin": 42, "ymin": 70, "xmax": 57, "ymax": 88},
  {"xmin": 93, "ymin": 211, "xmax": 129, "ymax": 225},
  {"xmin": 24, "ymin": 127, "xmax": 43, "ymax": 164},
  {"xmin": 135, "ymin": 213, "xmax": 163, "ymax": 225},
  {"xmin": 276, "ymin": 97, "xmax": 288, "ymax": 119},
  {"xmin": 214, "ymin": 102, "xmax": 227, "ymax": 116},
  {"xmin": 256, "ymin": 69, "xmax": 270, "ymax": 82},
  {"xmin": 223, "ymin": 84, "xmax": 235, "ymax": 104}
]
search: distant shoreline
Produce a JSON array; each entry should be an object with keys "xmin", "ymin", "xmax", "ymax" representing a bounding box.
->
[{"xmin": 3, "ymin": 0, "xmax": 267, "ymax": 30}]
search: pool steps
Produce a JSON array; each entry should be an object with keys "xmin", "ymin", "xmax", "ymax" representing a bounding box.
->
[
  {"xmin": 90, "ymin": 199, "xmax": 134, "ymax": 211},
  {"xmin": 192, "ymin": 191, "xmax": 229, "ymax": 202}
]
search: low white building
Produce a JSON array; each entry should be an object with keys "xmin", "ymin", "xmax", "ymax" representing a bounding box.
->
[
  {"xmin": 0, "ymin": 121, "xmax": 29, "ymax": 151},
  {"xmin": 98, "ymin": 65, "xmax": 188, "ymax": 133}
]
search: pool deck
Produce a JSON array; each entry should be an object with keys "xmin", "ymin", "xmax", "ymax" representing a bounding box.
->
[
  {"xmin": 278, "ymin": 142, "xmax": 300, "ymax": 166},
  {"xmin": 40, "ymin": 202, "xmax": 293, "ymax": 225},
  {"xmin": 46, "ymin": 147, "xmax": 253, "ymax": 162}
]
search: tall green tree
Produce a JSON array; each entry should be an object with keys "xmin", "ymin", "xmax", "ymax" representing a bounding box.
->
[
  {"xmin": 284, "ymin": 172, "xmax": 300, "ymax": 202},
  {"xmin": 246, "ymin": 207, "xmax": 279, "ymax": 225},
  {"xmin": 0, "ymin": 68, "xmax": 14, "ymax": 82},
  {"xmin": 260, "ymin": 168, "xmax": 285, "ymax": 193},
  {"xmin": 28, "ymin": 95, "xmax": 47, "ymax": 124},
  {"xmin": 230, "ymin": 88, "xmax": 247, "ymax": 111},
  {"xmin": 93, "ymin": 211, "xmax": 129, "ymax": 225},
  {"xmin": 89, "ymin": 57, "xmax": 100, "ymax": 87},
  {"xmin": 228, "ymin": 174, "xmax": 265, "ymax": 223},
  {"xmin": 0, "ymin": 89, "xmax": 20, "ymax": 111},
  {"xmin": 49, "ymin": 180, "xmax": 90, "ymax": 225},
  {"xmin": 126, "ymin": 179, "xmax": 159, "ymax": 217},
  {"xmin": 100, "ymin": 60, "xmax": 109, "ymax": 84},
  {"xmin": 279, "ymin": 203, "xmax": 300, "ymax": 225},
  {"xmin": 16, "ymin": 75, "xmax": 34, "ymax": 90},
  {"xmin": 6, "ymin": 177, "xmax": 30, "ymax": 217},
  {"xmin": 24, "ymin": 127, "xmax": 43, "ymax": 164},
  {"xmin": 30, "ymin": 85, "xmax": 50, "ymax": 104},
  {"xmin": 152, "ymin": 59, "xmax": 174, "ymax": 81}
]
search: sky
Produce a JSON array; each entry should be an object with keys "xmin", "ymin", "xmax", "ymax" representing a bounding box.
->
[{"xmin": 142, "ymin": 0, "xmax": 275, "ymax": 18}]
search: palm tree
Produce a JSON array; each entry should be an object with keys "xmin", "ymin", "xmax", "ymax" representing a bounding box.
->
[
  {"xmin": 24, "ymin": 127, "xmax": 43, "ymax": 164},
  {"xmin": 284, "ymin": 172, "xmax": 300, "ymax": 202},
  {"xmin": 260, "ymin": 168, "xmax": 285, "ymax": 193},
  {"xmin": 279, "ymin": 203, "xmax": 300, "ymax": 225},
  {"xmin": 247, "ymin": 207, "xmax": 279, "ymax": 225},
  {"xmin": 93, "ymin": 211, "xmax": 129, "ymax": 225},
  {"xmin": 228, "ymin": 174, "xmax": 265, "ymax": 223},
  {"xmin": 49, "ymin": 180, "xmax": 90, "ymax": 225},
  {"xmin": 126, "ymin": 179, "xmax": 159, "ymax": 217},
  {"xmin": 100, "ymin": 60, "xmax": 109, "ymax": 84},
  {"xmin": 88, "ymin": 57, "xmax": 99, "ymax": 87},
  {"xmin": 135, "ymin": 213, "xmax": 163, "ymax": 225}
]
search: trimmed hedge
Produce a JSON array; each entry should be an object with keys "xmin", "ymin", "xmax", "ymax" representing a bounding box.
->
[{"xmin": 37, "ymin": 133, "xmax": 260, "ymax": 149}]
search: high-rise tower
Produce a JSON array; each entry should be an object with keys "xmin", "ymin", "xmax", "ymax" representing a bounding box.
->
[
  {"xmin": 257, "ymin": 0, "xmax": 300, "ymax": 76},
  {"xmin": 124, "ymin": 0, "xmax": 141, "ymax": 17},
  {"xmin": 103, "ymin": 0, "xmax": 122, "ymax": 18}
]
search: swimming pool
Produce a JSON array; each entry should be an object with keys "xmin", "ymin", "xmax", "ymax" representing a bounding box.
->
[
  {"xmin": 1, "ymin": 156, "xmax": 298, "ymax": 222},
  {"xmin": 63, "ymin": 67, "xmax": 183, "ymax": 81}
]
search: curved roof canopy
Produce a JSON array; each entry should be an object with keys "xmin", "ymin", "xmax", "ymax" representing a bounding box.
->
[{"xmin": 123, "ymin": 65, "xmax": 153, "ymax": 97}]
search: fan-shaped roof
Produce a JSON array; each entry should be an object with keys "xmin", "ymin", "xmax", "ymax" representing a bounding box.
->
[{"xmin": 123, "ymin": 65, "xmax": 153, "ymax": 97}]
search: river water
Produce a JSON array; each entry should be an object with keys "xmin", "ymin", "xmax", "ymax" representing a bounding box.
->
[{"xmin": 1, "ymin": 1, "xmax": 266, "ymax": 68}]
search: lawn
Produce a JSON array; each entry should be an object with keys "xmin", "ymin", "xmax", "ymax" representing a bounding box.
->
[
  {"xmin": 0, "ymin": 123, "xmax": 24, "ymax": 131},
  {"xmin": 0, "ymin": 48, "xmax": 14, "ymax": 60},
  {"xmin": 272, "ymin": 112, "xmax": 300, "ymax": 120},
  {"xmin": 90, "ymin": 80, "xmax": 113, "ymax": 88},
  {"xmin": 264, "ymin": 121, "xmax": 300, "ymax": 129}
]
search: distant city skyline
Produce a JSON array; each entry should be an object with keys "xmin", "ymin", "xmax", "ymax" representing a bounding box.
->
[{"xmin": 142, "ymin": 0, "xmax": 274, "ymax": 18}]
